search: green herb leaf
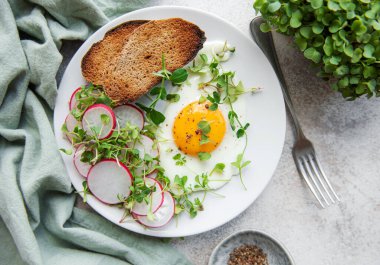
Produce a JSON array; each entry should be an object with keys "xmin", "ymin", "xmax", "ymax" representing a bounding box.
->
[
  {"xmin": 197, "ymin": 120, "xmax": 211, "ymax": 134},
  {"xmin": 211, "ymin": 163, "xmax": 225, "ymax": 175},
  {"xmin": 200, "ymin": 134, "xmax": 210, "ymax": 145},
  {"xmin": 148, "ymin": 109, "xmax": 165, "ymax": 125},
  {"xmin": 310, "ymin": 0, "xmax": 323, "ymax": 9},
  {"xmin": 209, "ymin": 103, "xmax": 218, "ymax": 111},
  {"xmin": 170, "ymin": 68, "xmax": 188, "ymax": 84},
  {"xmin": 166, "ymin": 94, "xmax": 180, "ymax": 102},
  {"xmin": 351, "ymin": 20, "xmax": 367, "ymax": 35},
  {"xmin": 300, "ymin": 26, "xmax": 312, "ymax": 39},
  {"xmin": 100, "ymin": 114, "xmax": 110, "ymax": 125},
  {"xmin": 259, "ymin": 22, "xmax": 271, "ymax": 32},
  {"xmin": 150, "ymin": 86, "xmax": 162, "ymax": 96},
  {"xmin": 59, "ymin": 148, "xmax": 72, "ymax": 155},
  {"xmin": 363, "ymin": 44, "xmax": 375, "ymax": 58},
  {"xmin": 135, "ymin": 103, "xmax": 151, "ymax": 113},
  {"xmin": 173, "ymin": 154, "xmax": 181, "ymax": 160},
  {"xmin": 199, "ymin": 95, "xmax": 207, "ymax": 104},
  {"xmin": 351, "ymin": 48, "xmax": 363, "ymax": 63},
  {"xmin": 295, "ymin": 35, "xmax": 307, "ymax": 51},
  {"xmin": 290, "ymin": 10, "xmax": 302, "ymax": 28},
  {"xmin": 312, "ymin": 23, "xmax": 324, "ymax": 34},
  {"xmin": 304, "ymin": 47, "xmax": 321, "ymax": 63},
  {"xmin": 228, "ymin": 111, "xmax": 237, "ymax": 131},
  {"xmin": 323, "ymin": 36, "xmax": 333, "ymax": 56},
  {"xmin": 236, "ymin": 128, "xmax": 245, "ymax": 138},
  {"xmin": 173, "ymin": 153, "xmax": 187, "ymax": 166},
  {"xmin": 212, "ymin": 91, "xmax": 221, "ymax": 103},
  {"xmin": 327, "ymin": 1, "xmax": 340, "ymax": 11},
  {"xmin": 268, "ymin": 2, "xmax": 281, "ymax": 13},
  {"xmin": 198, "ymin": 152, "xmax": 211, "ymax": 161}
]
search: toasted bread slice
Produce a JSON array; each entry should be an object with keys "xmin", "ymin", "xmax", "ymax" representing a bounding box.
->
[
  {"xmin": 82, "ymin": 20, "xmax": 148, "ymax": 88},
  {"xmin": 82, "ymin": 18, "xmax": 206, "ymax": 103}
]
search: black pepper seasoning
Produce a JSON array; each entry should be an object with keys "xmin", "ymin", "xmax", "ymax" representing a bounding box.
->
[{"xmin": 228, "ymin": 244, "xmax": 269, "ymax": 265}]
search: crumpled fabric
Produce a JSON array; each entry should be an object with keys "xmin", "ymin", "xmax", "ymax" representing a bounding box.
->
[{"xmin": 0, "ymin": 1, "xmax": 191, "ymax": 264}]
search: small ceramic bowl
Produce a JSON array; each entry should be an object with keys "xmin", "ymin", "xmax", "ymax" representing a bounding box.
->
[{"xmin": 208, "ymin": 230, "xmax": 295, "ymax": 265}]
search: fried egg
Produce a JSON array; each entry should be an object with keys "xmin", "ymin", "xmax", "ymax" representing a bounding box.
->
[{"xmin": 157, "ymin": 41, "xmax": 247, "ymax": 191}]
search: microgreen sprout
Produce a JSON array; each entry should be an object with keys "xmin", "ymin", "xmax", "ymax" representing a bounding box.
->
[
  {"xmin": 187, "ymin": 44, "xmax": 255, "ymax": 187},
  {"xmin": 137, "ymin": 54, "xmax": 188, "ymax": 126},
  {"xmin": 173, "ymin": 153, "xmax": 187, "ymax": 166},
  {"xmin": 71, "ymin": 83, "xmax": 115, "ymax": 120},
  {"xmin": 75, "ymin": 181, "xmax": 90, "ymax": 203},
  {"xmin": 210, "ymin": 163, "xmax": 225, "ymax": 175},
  {"xmin": 198, "ymin": 152, "xmax": 211, "ymax": 161},
  {"xmin": 197, "ymin": 120, "xmax": 211, "ymax": 145}
]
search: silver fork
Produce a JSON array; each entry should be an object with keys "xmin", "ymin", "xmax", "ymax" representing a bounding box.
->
[{"xmin": 250, "ymin": 17, "xmax": 340, "ymax": 208}]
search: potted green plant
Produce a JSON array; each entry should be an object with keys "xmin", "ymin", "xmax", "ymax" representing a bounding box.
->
[{"xmin": 253, "ymin": 0, "xmax": 380, "ymax": 100}]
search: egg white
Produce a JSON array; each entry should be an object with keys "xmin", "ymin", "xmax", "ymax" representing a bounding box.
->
[{"xmin": 157, "ymin": 41, "xmax": 247, "ymax": 191}]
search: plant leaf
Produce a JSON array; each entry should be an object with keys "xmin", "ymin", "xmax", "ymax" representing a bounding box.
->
[
  {"xmin": 304, "ymin": 47, "xmax": 321, "ymax": 63},
  {"xmin": 170, "ymin": 68, "xmax": 188, "ymax": 84},
  {"xmin": 149, "ymin": 109, "xmax": 165, "ymax": 125},
  {"xmin": 198, "ymin": 152, "xmax": 211, "ymax": 161}
]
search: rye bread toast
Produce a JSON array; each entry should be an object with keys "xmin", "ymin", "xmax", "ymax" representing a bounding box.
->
[
  {"xmin": 81, "ymin": 20, "xmax": 148, "ymax": 89},
  {"xmin": 81, "ymin": 18, "xmax": 206, "ymax": 104}
]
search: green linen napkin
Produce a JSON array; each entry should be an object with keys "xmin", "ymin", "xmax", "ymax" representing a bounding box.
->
[{"xmin": 0, "ymin": 1, "xmax": 191, "ymax": 264}]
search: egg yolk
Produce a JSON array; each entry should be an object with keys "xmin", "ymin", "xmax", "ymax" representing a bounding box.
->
[{"xmin": 173, "ymin": 101, "xmax": 226, "ymax": 156}]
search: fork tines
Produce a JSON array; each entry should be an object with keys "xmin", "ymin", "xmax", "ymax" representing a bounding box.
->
[{"xmin": 295, "ymin": 153, "xmax": 340, "ymax": 208}]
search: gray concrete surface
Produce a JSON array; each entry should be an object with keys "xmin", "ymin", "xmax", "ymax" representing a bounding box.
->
[{"xmin": 62, "ymin": 1, "xmax": 380, "ymax": 264}]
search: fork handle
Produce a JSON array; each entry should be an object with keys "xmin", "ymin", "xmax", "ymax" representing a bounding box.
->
[
  {"xmin": 267, "ymin": 33, "xmax": 306, "ymax": 139},
  {"xmin": 250, "ymin": 18, "xmax": 306, "ymax": 139}
]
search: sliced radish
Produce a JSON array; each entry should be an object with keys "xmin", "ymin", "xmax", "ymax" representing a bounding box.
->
[
  {"xmin": 82, "ymin": 104, "xmax": 116, "ymax": 140},
  {"xmin": 113, "ymin": 104, "xmax": 144, "ymax": 130},
  {"xmin": 69, "ymin": 87, "xmax": 81, "ymax": 110},
  {"xmin": 64, "ymin": 113, "xmax": 81, "ymax": 141},
  {"xmin": 132, "ymin": 135, "xmax": 159, "ymax": 176},
  {"xmin": 87, "ymin": 159, "xmax": 132, "ymax": 204},
  {"xmin": 133, "ymin": 191, "xmax": 175, "ymax": 228},
  {"xmin": 65, "ymin": 113, "xmax": 80, "ymax": 132},
  {"xmin": 132, "ymin": 178, "xmax": 164, "ymax": 216},
  {"xmin": 73, "ymin": 144, "xmax": 92, "ymax": 178}
]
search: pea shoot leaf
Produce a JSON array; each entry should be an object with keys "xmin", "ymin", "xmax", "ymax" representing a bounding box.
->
[
  {"xmin": 210, "ymin": 163, "xmax": 225, "ymax": 175},
  {"xmin": 197, "ymin": 120, "xmax": 211, "ymax": 134},
  {"xmin": 198, "ymin": 152, "xmax": 211, "ymax": 161},
  {"xmin": 170, "ymin": 68, "xmax": 188, "ymax": 84},
  {"xmin": 148, "ymin": 109, "xmax": 165, "ymax": 125}
]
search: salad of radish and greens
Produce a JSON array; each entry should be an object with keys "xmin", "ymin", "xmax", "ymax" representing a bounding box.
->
[{"xmin": 61, "ymin": 42, "xmax": 257, "ymax": 229}]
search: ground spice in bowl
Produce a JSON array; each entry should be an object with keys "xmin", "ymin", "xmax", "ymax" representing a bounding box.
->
[{"xmin": 228, "ymin": 244, "xmax": 269, "ymax": 265}]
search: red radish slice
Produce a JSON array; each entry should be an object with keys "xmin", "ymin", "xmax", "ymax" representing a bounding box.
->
[
  {"xmin": 73, "ymin": 144, "xmax": 92, "ymax": 178},
  {"xmin": 65, "ymin": 113, "xmax": 80, "ymax": 132},
  {"xmin": 133, "ymin": 135, "xmax": 159, "ymax": 176},
  {"xmin": 113, "ymin": 104, "xmax": 144, "ymax": 130},
  {"xmin": 132, "ymin": 178, "xmax": 164, "ymax": 216},
  {"xmin": 69, "ymin": 87, "xmax": 81, "ymax": 110},
  {"xmin": 87, "ymin": 159, "xmax": 132, "ymax": 204},
  {"xmin": 133, "ymin": 192, "xmax": 175, "ymax": 228},
  {"xmin": 82, "ymin": 104, "xmax": 116, "ymax": 140},
  {"xmin": 135, "ymin": 135, "xmax": 159, "ymax": 157},
  {"xmin": 146, "ymin": 171, "xmax": 157, "ymax": 179},
  {"xmin": 64, "ymin": 113, "xmax": 81, "ymax": 141}
]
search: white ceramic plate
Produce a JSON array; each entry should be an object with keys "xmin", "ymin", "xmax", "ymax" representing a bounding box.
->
[{"xmin": 54, "ymin": 6, "xmax": 285, "ymax": 237}]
